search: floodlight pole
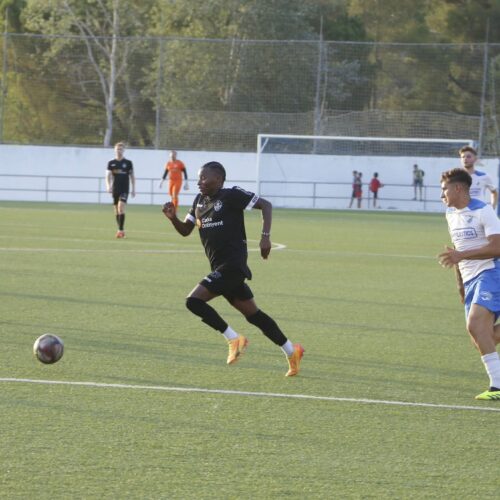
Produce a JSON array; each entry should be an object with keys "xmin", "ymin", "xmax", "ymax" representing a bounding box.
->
[
  {"xmin": 255, "ymin": 134, "xmax": 268, "ymax": 196},
  {"xmin": 255, "ymin": 135, "xmax": 261, "ymax": 196},
  {"xmin": 154, "ymin": 38, "xmax": 165, "ymax": 150},
  {"xmin": 155, "ymin": 10, "xmax": 166, "ymax": 149}
]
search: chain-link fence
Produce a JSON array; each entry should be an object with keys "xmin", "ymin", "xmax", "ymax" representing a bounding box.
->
[{"xmin": 0, "ymin": 34, "xmax": 499, "ymax": 155}]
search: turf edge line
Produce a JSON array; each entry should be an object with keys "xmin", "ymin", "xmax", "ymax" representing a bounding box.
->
[{"xmin": 1, "ymin": 377, "xmax": 499, "ymax": 413}]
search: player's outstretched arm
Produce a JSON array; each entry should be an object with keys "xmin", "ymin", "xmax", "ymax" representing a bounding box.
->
[
  {"xmin": 162, "ymin": 202, "xmax": 194, "ymax": 236},
  {"xmin": 253, "ymin": 197, "xmax": 272, "ymax": 259}
]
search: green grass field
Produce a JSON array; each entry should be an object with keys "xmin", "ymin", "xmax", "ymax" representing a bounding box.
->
[{"xmin": 1, "ymin": 201, "xmax": 499, "ymax": 499}]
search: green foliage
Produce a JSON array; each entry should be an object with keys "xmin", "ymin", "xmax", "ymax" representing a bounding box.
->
[
  {"xmin": 0, "ymin": 1, "xmax": 499, "ymax": 148},
  {"xmin": 306, "ymin": 0, "xmax": 367, "ymax": 41},
  {"xmin": 427, "ymin": 0, "xmax": 500, "ymax": 43},
  {"xmin": 0, "ymin": 0, "xmax": 26, "ymax": 32},
  {"xmin": 152, "ymin": 0, "xmax": 316, "ymax": 40},
  {"xmin": 18, "ymin": 0, "xmax": 159, "ymax": 146},
  {"xmin": 348, "ymin": 0, "xmax": 435, "ymax": 43}
]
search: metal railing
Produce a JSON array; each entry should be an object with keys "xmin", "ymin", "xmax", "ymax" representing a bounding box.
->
[{"xmin": 0, "ymin": 173, "xmax": 440, "ymax": 211}]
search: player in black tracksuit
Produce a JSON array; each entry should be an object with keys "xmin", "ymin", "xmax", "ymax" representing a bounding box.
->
[
  {"xmin": 106, "ymin": 142, "xmax": 135, "ymax": 238},
  {"xmin": 162, "ymin": 161, "xmax": 304, "ymax": 376}
]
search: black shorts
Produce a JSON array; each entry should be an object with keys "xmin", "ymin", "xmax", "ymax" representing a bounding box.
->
[
  {"xmin": 113, "ymin": 192, "xmax": 129, "ymax": 205},
  {"xmin": 200, "ymin": 266, "xmax": 254, "ymax": 302}
]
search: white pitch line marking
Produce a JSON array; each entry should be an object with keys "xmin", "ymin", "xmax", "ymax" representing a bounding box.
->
[
  {"xmin": 0, "ymin": 240, "xmax": 286, "ymax": 254},
  {"xmin": 1, "ymin": 378, "xmax": 499, "ymax": 413},
  {"xmin": 284, "ymin": 249, "xmax": 434, "ymax": 260},
  {"xmin": 0, "ymin": 247, "xmax": 204, "ymax": 254}
]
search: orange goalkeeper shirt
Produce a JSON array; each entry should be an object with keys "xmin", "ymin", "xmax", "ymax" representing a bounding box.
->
[{"xmin": 165, "ymin": 160, "xmax": 186, "ymax": 183}]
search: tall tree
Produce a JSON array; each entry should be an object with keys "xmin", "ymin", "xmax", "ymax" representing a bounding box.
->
[
  {"xmin": 0, "ymin": 0, "xmax": 27, "ymax": 33},
  {"xmin": 348, "ymin": 0, "xmax": 433, "ymax": 43},
  {"xmin": 22, "ymin": 0, "xmax": 155, "ymax": 145},
  {"xmin": 147, "ymin": 1, "xmax": 369, "ymax": 132},
  {"xmin": 426, "ymin": 1, "xmax": 500, "ymax": 152},
  {"xmin": 426, "ymin": 0, "xmax": 500, "ymax": 43}
]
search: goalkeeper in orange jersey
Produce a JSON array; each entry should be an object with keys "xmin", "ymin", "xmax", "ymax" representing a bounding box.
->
[{"xmin": 159, "ymin": 150, "xmax": 189, "ymax": 210}]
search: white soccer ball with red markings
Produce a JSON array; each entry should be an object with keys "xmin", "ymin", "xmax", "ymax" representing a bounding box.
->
[{"xmin": 33, "ymin": 334, "xmax": 64, "ymax": 364}]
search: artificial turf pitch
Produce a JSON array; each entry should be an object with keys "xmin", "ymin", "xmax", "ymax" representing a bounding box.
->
[{"xmin": 1, "ymin": 201, "xmax": 499, "ymax": 498}]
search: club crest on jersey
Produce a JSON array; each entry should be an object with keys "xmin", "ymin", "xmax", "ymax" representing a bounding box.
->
[{"xmin": 214, "ymin": 200, "xmax": 223, "ymax": 212}]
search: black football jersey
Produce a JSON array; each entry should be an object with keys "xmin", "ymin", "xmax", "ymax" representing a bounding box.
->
[
  {"xmin": 187, "ymin": 186, "xmax": 259, "ymax": 277},
  {"xmin": 107, "ymin": 158, "xmax": 133, "ymax": 193}
]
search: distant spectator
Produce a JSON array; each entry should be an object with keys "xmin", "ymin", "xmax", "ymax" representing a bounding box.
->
[
  {"xmin": 369, "ymin": 172, "xmax": 384, "ymax": 208},
  {"xmin": 349, "ymin": 172, "xmax": 363, "ymax": 209},
  {"xmin": 412, "ymin": 164, "xmax": 425, "ymax": 201}
]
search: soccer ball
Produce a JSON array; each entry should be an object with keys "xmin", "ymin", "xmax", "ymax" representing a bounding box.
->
[{"xmin": 33, "ymin": 334, "xmax": 64, "ymax": 364}]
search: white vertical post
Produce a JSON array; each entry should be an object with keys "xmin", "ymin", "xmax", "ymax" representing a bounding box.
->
[{"xmin": 255, "ymin": 134, "xmax": 262, "ymax": 196}]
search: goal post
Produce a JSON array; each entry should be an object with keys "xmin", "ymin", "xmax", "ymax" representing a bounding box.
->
[{"xmin": 255, "ymin": 134, "xmax": 475, "ymax": 211}]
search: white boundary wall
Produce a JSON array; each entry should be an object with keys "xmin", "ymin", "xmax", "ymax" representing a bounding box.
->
[
  {"xmin": 0, "ymin": 145, "xmax": 256, "ymax": 207},
  {"xmin": 256, "ymin": 153, "xmax": 499, "ymax": 211},
  {"xmin": 0, "ymin": 144, "xmax": 498, "ymax": 212},
  {"xmin": 0, "ymin": 145, "xmax": 256, "ymax": 180}
]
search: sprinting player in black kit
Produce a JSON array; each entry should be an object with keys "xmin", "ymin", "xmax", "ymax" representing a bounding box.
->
[
  {"xmin": 162, "ymin": 161, "xmax": 304, "ymax": 376},
  {"xmin": 106, "ymin": 142, "xmax": 135, "ymax": 238}
]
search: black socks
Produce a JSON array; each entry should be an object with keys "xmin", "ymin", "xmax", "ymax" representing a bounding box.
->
[
  {"xmin": 246, "ymin": 310, "xmax": 287, "ymax": 346},
  {"xmin": 186, "ymin": 297, "xmax": 228, "ymax": 333},
  {"xmin": 115, "ymin": 213, "xmax": 125, "ymax": 230}
]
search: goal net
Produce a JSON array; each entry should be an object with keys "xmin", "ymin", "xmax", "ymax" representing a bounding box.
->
[{"xmin": 255, "ymin": 134, "xmax": 475, "ymax": 211}]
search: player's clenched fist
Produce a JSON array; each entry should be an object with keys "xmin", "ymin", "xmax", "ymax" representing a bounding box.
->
[{"xmin": 162, "ymin": 201, "xmax": 176, "ymax": 219}]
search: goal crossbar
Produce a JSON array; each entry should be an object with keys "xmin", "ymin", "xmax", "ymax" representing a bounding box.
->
[
  {"xmin": 257, "ymin": 133, "xmax": 475, "ymax": 152},
  {"xmin": 255, "ymin": 134, "xmax": 475, "ymax": 201}
]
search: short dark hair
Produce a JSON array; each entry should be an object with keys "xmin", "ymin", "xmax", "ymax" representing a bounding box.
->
[
  {"xmin": 459, "ymin": 145, "xmax": 477, "ymax": 156},
  {"xmin": 201, "ymin": 161, "xmax": 226, "ymax": 181},
  {"xmin": 440, "ymin": 167, "xmax": 472, "ymax": 188}
]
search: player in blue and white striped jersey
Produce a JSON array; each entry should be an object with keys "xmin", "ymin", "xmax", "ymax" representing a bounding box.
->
[
  {"xmin": 459, "ymin": 145, "xmax": 498, "ymax": 209},
  {"xmin": 439, "ymin": 168, "xmax": 500, "ymax": 400}
]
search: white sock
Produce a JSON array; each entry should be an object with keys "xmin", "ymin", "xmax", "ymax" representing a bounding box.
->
[
  {"xmin": 280, "ymin": 340, "xmax": 294, "ymax": 357},
  {"xmin": 481, "ymin": 352, "xmax": 500, "ymax": 389},
  {"xmin": 222, "ymin": 326, "xmax": 238, "ymax": 341}
]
